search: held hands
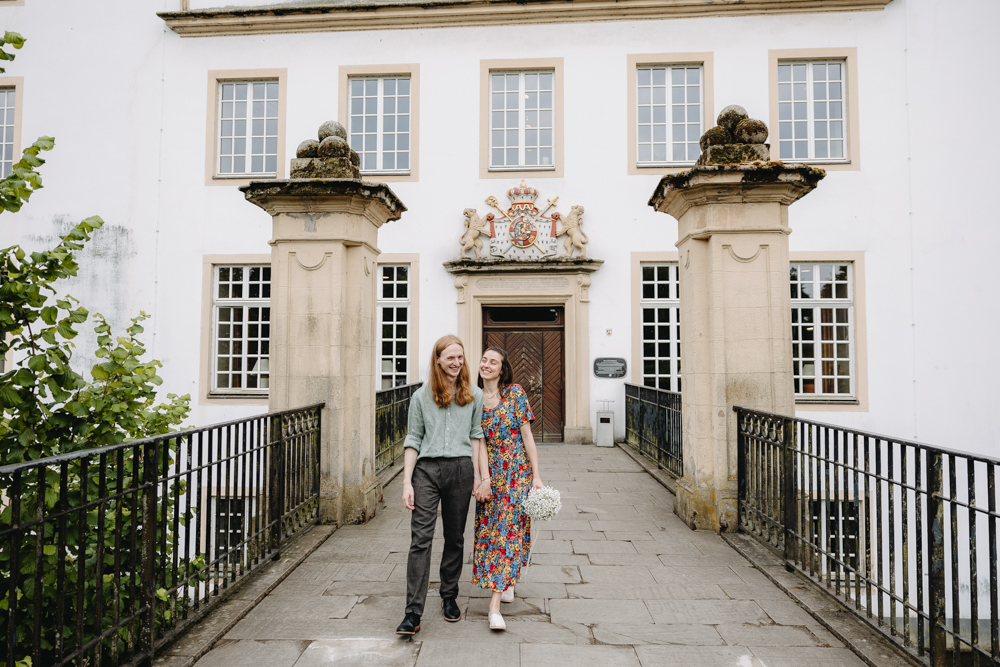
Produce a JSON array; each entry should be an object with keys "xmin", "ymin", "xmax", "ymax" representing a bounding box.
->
[
  {"xmin": 532, "ymin": 476, "xmax": 544, "ymax": 490},
  {"xmin": 402, "ymin": 482, "xmax": 415, "ymax": 510},
  {"xmin": 475, "ymin": 476, "xmax": 492, "ymax": 502}
]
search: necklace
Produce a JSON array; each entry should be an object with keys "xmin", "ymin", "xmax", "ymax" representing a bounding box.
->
[{"xmin": 484, "ymin": 387, "xmax": 500, "ymax": 399}]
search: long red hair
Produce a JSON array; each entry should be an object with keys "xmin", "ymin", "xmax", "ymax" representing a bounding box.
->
[{"xmin": 429, "ymin": 335, "xmax": 475, "ymax": 408}]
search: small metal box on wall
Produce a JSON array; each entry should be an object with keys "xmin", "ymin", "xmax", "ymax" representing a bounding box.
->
[{"xmin": 596, "ymin": 400, "xmax": 614, "ymax": 447}]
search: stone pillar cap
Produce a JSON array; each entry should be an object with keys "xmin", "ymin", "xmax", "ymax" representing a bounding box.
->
[
  {"xmin": 240, "ymin": 178, "xmax": 406, "ymax": 221},
  {"xmin": 648, "ymin": 163, "xmax": 826, "ymax": 218}
]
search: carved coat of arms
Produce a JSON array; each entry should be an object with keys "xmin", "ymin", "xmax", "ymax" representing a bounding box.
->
[{"xmin": 460, "ymin": 181, "xmax": 587, "ymax": 260}]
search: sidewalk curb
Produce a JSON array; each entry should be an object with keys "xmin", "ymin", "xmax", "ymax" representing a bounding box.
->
[
  {"xmin": 615, "ymin": 441, "xmax": 678, "ymax": 495},
  {"xmin": 152, "ymin": 523, "xmax": 337, "ymax": 667},
  {"xmin": 722, "ymin": 532, "xmax": 923, "ymax": 667}
]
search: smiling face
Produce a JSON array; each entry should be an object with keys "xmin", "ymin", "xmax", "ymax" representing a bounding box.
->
[
  {"xmin": 479, "ymin": 349, "xmax": 504, "ymax": 382},
  {"xmin": 436, "ymin": 342, "xmax": 465, "ymax": 382}
]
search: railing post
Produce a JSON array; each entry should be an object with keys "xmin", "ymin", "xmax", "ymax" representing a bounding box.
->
[
  {"xmin": 139, "ymin": 441, "xmax": 158, "ymax": 663},
  {"xmin": 736, "ymin": 408, "xmax": 745, "ymax": 530},
  {"xmin": 268, "ymin": 414, "xmax": 283, "ymax": 560},
  {"xmin": 927, "ymin": 450, "xmax": 946, "ymax": 666},
  {"xmin": 782, "ymin": 417, "xmax": 796, "ymax": 571}
]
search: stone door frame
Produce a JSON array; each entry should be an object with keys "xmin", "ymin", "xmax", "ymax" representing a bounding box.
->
[{"xmin": 445, "ymin": 259, "xmax": 603, "ymax": 444}]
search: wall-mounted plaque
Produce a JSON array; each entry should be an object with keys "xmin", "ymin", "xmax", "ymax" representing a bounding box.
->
[{"xmin": 593, "ymin": 357, "xmax": 627, "ymax": 378}]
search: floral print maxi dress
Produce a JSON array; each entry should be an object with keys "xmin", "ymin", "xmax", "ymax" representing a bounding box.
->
[{"xmin": 471, "ymin": 384, "xmax": 534, "ymax": 592}]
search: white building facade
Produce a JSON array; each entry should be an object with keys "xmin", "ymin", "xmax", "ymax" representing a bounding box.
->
[{"xmin": 0, "ymin": 0, "xmax": 997, "ymax": 455}]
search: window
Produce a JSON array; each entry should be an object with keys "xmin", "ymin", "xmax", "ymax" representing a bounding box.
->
[
  {"xmin": 216, "ymin": 80, "xmax": 279, "ymax": 177},
  {"xmin": 777, "ymin": 60, "xmax": 847, "ymax": 162},
  {"xmin": 348, "ymin": 76, "xmax": 411, "ymax": 174},
  {"xmin": 790, "ymin": 263, "xmax": 854, "ymax": 397},
  {"xmin": 640, "ymin": 263, "xmax": 681, "ymax": 391},
  {"xmin": 0, "ymin": 88, "xmax": 15, "ymax": 177},
  {"xmin": 215, "ymin": 497, "xmax": 245, "ymax": 563},
  {"xmin": 636, "ymin": 65, "xmax": 702, "ymax": 165},
  {"xmin": 377, "ymin": 265, "xmax": 410, "ymax": 389},
  {"xmin": 489, "ymin": 70, "xmax": 554, "ymax": 170},
  {"xmin": 213, "ymin": 265, "xmax": 270, "ymax": 392}
]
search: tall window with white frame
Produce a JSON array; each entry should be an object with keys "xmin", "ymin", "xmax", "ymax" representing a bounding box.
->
[
  {"xmin": 349, "ymin": 76, "xmax": 411, "ymax": 174},
  {"xmin": 213, "ymin": 265, "xmax": 270, "ymax": 393},
  {"xmin": 636, "ymin": 65, "xmax": 702, "ymax": 165},
  {"xmin": 777, "ymin": 61, "xmax": 847, "ymax": 162},
  {"xmin": 217, "ymin": 80, "xmax": 279, "ymax": 177},
  {"xmin": 377, "ymin": 265, "xmax": 410, "ymax": 389},
  {"xmin": 490, "ymin": 70, "xmax": 554, "ymax": 170},
  {"xmin": 640, "ymin": 264, "xmax": 681, "ymax": 391},
  {"xmin": 0, "ymin": 88, "xmax": 14, "ymax": 177},
  {"xmin": 790, "ymin": 263, "xmax": 854, "ymax": 397}
]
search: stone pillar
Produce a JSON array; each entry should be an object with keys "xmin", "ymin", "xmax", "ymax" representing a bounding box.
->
[
  {"xmin": 648, "ymin": 106, "xmax": 824, "ymax": 531},
  {"xmin": 242, "ymin": 121, "xmax": 406, "ymax": 525}
]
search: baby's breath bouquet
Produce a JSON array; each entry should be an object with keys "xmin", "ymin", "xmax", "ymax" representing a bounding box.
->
[{"xmin": 523, "ymin": 486, "xmax": 562, "ymax": 522}]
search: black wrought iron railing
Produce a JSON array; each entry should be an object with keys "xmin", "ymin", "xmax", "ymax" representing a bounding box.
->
[
  {"xmin": 624, "ymin": 383, "xmax": 683, "ymax": 477},
  {"xmin": 0, "ymin": 403, "xmax": 322, "ymax": 667},
  {"xmin": 735, "ymin": 407, "xmax": 1000, "ymax": 667},
  {"xmin": 375, "ymin": 382, "xmax": 421, "ymax": 474}
]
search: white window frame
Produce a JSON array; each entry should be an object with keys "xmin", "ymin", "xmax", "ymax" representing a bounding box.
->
[
  {"xmin": 212, "ymin": 265, "xmax": 271, "ymax": 394},
  {"xmin": 215, "ymin": 79, "xmax": 280, "ymax": 178},
  {"xmin": 635, "ymin": 64, "xmax": 703, "ymax": 167},
  {"xmin": 348, "ymin": 75, "xmax": 412, "ymax": 176},
  {"xmin": 488, "ymin": 69, "xmax": 555, "ymax": 172},
  {"xmin": 376, "ymin": 264, "xmax": 411, "ymax": 389},
  {"xmin": 791, "ymin": 262, "xmax": 856, "ymax": 400},
  {"xmin": 777, "ymin": 60, "xmax": 849, "ymax": 164},
  {"xmin": 639, "ymin": 262, "xmax": 682, "ymax": 392}
]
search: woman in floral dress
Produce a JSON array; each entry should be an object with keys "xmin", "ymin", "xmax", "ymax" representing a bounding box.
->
[{"xmin": 472, "ymin": 347, "xmax": 544, "ymax": 631}]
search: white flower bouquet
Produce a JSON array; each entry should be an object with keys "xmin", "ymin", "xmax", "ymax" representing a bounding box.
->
[{"xmin": 523, "ymin": 486, "xmax": 562, "ymax": 522}]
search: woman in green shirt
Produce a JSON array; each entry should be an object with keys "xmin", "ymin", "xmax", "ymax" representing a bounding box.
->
[{"xmin": 396, "ymin": 335, "xmax": 485, "ymax": 636}]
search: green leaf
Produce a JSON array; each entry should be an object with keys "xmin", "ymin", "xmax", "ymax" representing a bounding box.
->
[{"xmin": 42, "ymin": 545, "xmax": 56, "ymax": 557}]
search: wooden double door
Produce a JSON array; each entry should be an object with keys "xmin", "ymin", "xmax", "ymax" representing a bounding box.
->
[{"xmin": 482, "ymin": 306, "xmax": 564, "ymax": 442}]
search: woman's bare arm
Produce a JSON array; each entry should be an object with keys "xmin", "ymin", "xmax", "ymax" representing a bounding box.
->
[{"xmin": 520, "ymin": 421, "xmax": 544, "ymax": 489}]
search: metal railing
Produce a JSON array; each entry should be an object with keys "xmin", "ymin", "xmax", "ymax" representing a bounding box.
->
[
  {"xmin": 735, "ymin": 407, "xmax": 1000, "ymax": 666},
  {"xmin": 0, "ymin": 403, "xmax": 323, "ymax": 667},
  {"xmin": 375, "ymin": 382, "xmax": 421, "ymax": 474},
  {"xmin": 624, "ymin": 383, "xmax": 683, "ymax": 477}
]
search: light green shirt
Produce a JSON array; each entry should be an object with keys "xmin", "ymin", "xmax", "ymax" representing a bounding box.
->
[{"xmin": 403, "ymin": 384, "xmax": 485, "ymax": 459}]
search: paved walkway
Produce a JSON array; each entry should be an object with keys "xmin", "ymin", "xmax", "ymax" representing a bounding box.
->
[{"xmin": 193, "ymin": 445, "xmax": 867, "ymax": 666}]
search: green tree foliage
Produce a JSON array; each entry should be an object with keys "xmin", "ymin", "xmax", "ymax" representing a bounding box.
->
[{"xmin": 0, "ymin": 32, "xmax": 193, "ymax": 664}]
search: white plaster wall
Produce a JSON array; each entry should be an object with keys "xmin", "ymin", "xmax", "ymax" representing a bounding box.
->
[{"xmin": 0, "ymin": 0, "xmax": 996, "ymax": 456}]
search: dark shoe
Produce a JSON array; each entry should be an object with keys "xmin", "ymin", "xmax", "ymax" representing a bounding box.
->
[
  {"xmin": 395, "ymin": 613, "xmax": 421, "ymax": 635},
  {"xmin": 442, "ymin": 597, "xmax": 462, "ymax": 622}
]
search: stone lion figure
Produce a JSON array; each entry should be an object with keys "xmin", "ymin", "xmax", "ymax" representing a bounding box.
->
[
  {"xmin": 553, "ymin": 205, "xmax": 587, "ymax": 257},
  {"xmin": 460, "ymin": 208, "xmax": 491, "ymax": 258}
]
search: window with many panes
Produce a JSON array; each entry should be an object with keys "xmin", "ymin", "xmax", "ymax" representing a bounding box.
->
[
  {"xmin": 636, "ymin": 65, "xmax": 702, "ymax": 165},
  {"xmin": 0, "ymin": 89, "xmax": 15, "ymax": 177},
  {"xmin": 791, "ymin": 263, "xmax": 854, "ymax": 397},
  {"xmin": 349, "ymin": 76, "xmax": 411, "ymax": 174},
  {"xmin": 490, "ymin": 70, "xmax": 554, "ymax": 170},
  {"xmin": 217, "ymin": 80, "xmax": 279, "ymax": 177},
  {"xmin": 377, "ymin": 265, "xmax": 410, "ymax": 388},
  {"xmin": 777, "ymin": 61, "xmax": 847, "ymax": 162},
  {"xmin": 213, "ymin": 265, "xmax": 270, "ymax": 392},
  {"xmin": 640, "ymin": 263, "xmax": 681, "ymax": 391}
]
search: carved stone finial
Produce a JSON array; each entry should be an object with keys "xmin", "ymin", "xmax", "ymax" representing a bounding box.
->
[
  {"xmin": 716, "ymin": 105, "xmax": 748, "ymax": 132},
  {"xmin": 696, "ymin": 105, "xmax": 770, "ymax": 166},
  {"xmin": 290, "ymin": 120, "xmax": 360, "ymax": 179}
]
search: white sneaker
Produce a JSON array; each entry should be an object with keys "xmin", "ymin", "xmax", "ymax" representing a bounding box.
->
[
  {"xmin": 501, "ymin": 587, "xmax": 515, "ymax": 603},
  {"xmin": 489, "ymin": 612, "xmax": 506, "ymax": 630}
]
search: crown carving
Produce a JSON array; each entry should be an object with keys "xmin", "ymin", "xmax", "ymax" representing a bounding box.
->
[{"xmin": 507, "ymin": 180, "xmax": 539, "ymax": 205}]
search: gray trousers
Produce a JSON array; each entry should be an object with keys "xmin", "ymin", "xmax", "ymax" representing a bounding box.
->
[{"xmin": 405, "ymin": 456, "xmax": 475, "ymax": 616}]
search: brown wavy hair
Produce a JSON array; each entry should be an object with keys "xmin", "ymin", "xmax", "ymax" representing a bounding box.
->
[
  {"xmin": 477, "ymin": 346, "xmax": 514, "ymax": 397},
  {"xmin": 429, "ymin": 335, "xmax": 475, "ymax": 408}
]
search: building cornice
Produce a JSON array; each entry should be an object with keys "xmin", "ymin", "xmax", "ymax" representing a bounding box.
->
[{"xmin": 159, "ymin": 0, "xmax": 894, "ymax": 37}]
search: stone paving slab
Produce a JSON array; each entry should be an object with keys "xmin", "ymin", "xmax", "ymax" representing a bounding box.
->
[{"xmin": 186, "ymin": 445, "xmax": 908, "ymax": 666}]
